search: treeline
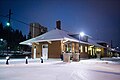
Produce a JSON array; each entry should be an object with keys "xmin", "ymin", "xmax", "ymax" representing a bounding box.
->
[{"xmin": 0, "ymin": 22, "xmax": 28, "ymax": 51}]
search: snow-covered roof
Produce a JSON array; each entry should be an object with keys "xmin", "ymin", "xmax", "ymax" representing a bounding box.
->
[
  {"xmin": 20, "ymin": 29, "xmax": 79, "ymax": 45},
  {"xmin": 95, "ymin": 40, "xmax": 110, "ymax": 45},
  {"xmin": 20, "ymin": 29, "xmax": 106, "ymax": 48},
  {"xmin": 108, "ymin": 48, "xmax": 120, "ymax": 53},
  {"xmin": 88, "ymin": 39, "xmax": 106, "ymax": 48}
]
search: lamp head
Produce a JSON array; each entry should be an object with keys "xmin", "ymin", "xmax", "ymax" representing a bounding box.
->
[{"xmin": 80, "ymin": 32, "xmax": 85, "ymax": 37}]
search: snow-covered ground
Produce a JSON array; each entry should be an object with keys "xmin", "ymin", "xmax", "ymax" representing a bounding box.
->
[
  {"xmin": 0, "ymin": 57, "xmax": 120, "ymax": 65},
  {"xmin": 0, "ymin": 58, "xmax": 120, "ymax": 80}
]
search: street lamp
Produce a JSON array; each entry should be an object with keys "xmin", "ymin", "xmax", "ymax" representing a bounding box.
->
[
  {"xmin": 6, "ymin": 22, "xmax": 10, "ymax": 26},
  {"xmin": 6, "ymin": 56, "xmax": 9, "ymax": 65},
  {"xmin": 41, "ymin": 57, "xmax": 43, "ymax": 63},
  {"xmin": 80, "ymin": 32, "xmax": 85, "ymax": 37},
  {"xmin": 25, "ymin": 56, "xmax": 28, "ymax": 64}
]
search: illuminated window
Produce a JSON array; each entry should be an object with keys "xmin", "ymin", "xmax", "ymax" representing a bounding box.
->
[
  {"xmin": 96, "ymin": 48, "xmax": 101, "ymax": 52},
  {"xmin": 85, "ymin": 46, "xmax": 87, "ymax": 52},
  {"xmin": 81, "ymin": 46, "xmax": 83, "ymax": 52}
]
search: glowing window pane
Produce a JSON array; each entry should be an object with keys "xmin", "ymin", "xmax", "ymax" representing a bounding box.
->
[
  {"xmin": 85, "ymin": 46, "xmax": 87, "ymax": 52},
  {"xmin": 81, "ymin": 46, "xmax": 83, "ymax": 52}
]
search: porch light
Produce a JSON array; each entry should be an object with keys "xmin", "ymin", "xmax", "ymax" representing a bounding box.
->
[
  {"xmin": 96, "ymin": 48, "xmax": 101, "ymax": 52},
  {"xmin": 80, "ymin": 32, "xmax": 85, "ymax": 37}
]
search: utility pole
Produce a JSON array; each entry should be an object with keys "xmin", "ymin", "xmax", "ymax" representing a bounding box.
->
[
  {"xmin": 6, "ymin": 9, "xmax": 13, "ymax": 54},
  {"xmin": 7, "ymin": 9, "xmax": 12, "ymax": 26}
]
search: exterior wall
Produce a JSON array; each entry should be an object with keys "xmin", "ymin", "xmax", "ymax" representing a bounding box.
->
[
  {"xmin": 32, "ymin": 43, "xmax": 41, "ymax": 58},
  {"xmin": 32, "ymin": 41, "xmax": 62, "ymax": 59},
  {"xmin": 80, "ymin": 44, "xmax": 89, "ymax": 58},
  {"xmin": 101, "ymin": 48, "xmax": 104, "ymax": 57},
  {"xmin": 74, "ymin": 42, "xmax": 79, "ymax": 53},
  {"xmin": 48, "ymin": 41, "xmax": 62, "ymax": 58},
  {"xmin": 72, "ymin": 42, "xmax": 75, "ymax": 53},
  {"xmin": 31, "ymin": 41, "xmax": 108, "ymax": 59}
]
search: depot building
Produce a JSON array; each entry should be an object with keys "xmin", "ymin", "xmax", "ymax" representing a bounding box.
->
[{"xmin": 20, "ymin": 21, "xmax": 115, "ymax": 59}]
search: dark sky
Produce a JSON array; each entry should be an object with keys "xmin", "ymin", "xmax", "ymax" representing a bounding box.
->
[{"xmin": 0, "ymin": 0, "xmax": 120, "ymax": 49}]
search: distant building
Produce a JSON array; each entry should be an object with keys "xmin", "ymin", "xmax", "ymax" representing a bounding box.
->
[{"xmin": 30, "ymin": 23, "xmax": 47, "ymax": 38}]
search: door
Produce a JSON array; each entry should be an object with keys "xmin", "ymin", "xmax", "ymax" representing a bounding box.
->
[{"xmin": 42, "ymin": 44, "xmax": 48, "ymax": 60}]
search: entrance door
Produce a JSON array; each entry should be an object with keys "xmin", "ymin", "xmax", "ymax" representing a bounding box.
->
[{"xmin": 42, "ymin": 44, "xmax": 48, "ymax": 60}]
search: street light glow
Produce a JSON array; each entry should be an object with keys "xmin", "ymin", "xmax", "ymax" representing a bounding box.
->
[
  {"xmin": 7, "ymin": 22, "xmax": 10, "ymax": 26},
  {"xmin": 80, "ymin": 32, "xmax": 85, "ymax": 37},
  {"xmin": 0, "ymin": 39, "xmax": 3, "ymax": 41}
]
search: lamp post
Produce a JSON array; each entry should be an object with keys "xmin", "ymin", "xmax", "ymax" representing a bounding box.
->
[
  {"xmin": 25, "ymin": 56, "xmax": 28, "ymax": 64},
  {"xmin": 6, "ymin": 56, "xmax": 9, "ymax": 65},
  {"xmin": 40, "ymin": 57, "xmax": 43, "ymax": 63},
  {"xmin": 80, "ymin": 32, "xmax": 85, "ymax": 37}
]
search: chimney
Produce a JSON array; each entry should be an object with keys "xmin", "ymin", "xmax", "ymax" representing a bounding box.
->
[{"xmin": 56, "ymin": 20, "xmax": 61, "ymax": 30}]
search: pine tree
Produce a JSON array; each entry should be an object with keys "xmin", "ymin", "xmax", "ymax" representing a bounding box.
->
[
  {"xmin": 0, "ymin": 22, "xmax": 27, "ymax": 51},
  {"xmin": 27, "ymin": 32, "xmax": 32, "ymax": 39}
]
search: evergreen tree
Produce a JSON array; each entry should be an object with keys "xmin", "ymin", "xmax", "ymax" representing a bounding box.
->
[
  {"xmin": 27, "ymin": 32, "xmax": 31, "ymax": 39},
  {"xmin": 0, "ymin": 22, "xmax": 27, "ymax": 51}
]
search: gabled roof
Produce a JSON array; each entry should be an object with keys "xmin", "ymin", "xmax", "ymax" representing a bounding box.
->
[
  {"xmin": 95, "ymin": 40, "xmax": 109, "ymax": 45},
  {"xmin": 108, "ymin": 48, "xmax": 120, "ymax": 53},
  {"xmin": 20, "ymin": 29, "xmax": 79, "ymax": 45},
  {"xmin": 20, "ymin": 29, "xmax": 106, "ymax": 48},
  {"xmin": 88, "ymin": 39, "xmax": 106, "ymax": 48}
]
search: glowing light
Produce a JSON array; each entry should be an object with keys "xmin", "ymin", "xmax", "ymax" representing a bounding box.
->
[
  {"xmin": 80, "ymin": 32, "xmax": 85, "ymax": 37},
  {"xmin": 26, "ymin": 56, "xmax": 28, "ymax": 59},
  {"xmin": 111, "ymin": 48, "xmax": 115, "ymax": 51},
  {"xmin": 85, "ymin": 46, "xmax": 87, "ymax": 52},
  {"xmin": 96, "ymin": 48, "xmax": 101, "ymax": 52},
  {"xmin": 80, "ymin": 45, "xmax": 83, "ymax": 52},
  {"xmin": 6, "ymin": 56, "xmax": 9, "ymax": 59},
  {"xmin": 0, "ymin": 39, "xmax": 3, "ymax": 41},
  {"xmin": 7, "ymin": 22, "xmax": 10, "ymax": 26}
]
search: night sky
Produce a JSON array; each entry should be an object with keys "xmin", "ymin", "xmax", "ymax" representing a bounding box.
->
[{"xmin": 0, "ymin": 0, "xmax": 120, "ymax": 49}]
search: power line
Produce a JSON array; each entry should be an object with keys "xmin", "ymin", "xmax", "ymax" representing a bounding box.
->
[{"xmin": 0, "ymin": 11, "xmax": 29, "ymax": 26}]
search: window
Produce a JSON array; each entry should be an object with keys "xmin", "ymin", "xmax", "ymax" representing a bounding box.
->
[
  {"xmin": 81, "ymin": 45, "xmax": 83, "ymax": 52},
  {"xmin": 85, "ymin": 46, "xmax": 87, "ymax": 52}
]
